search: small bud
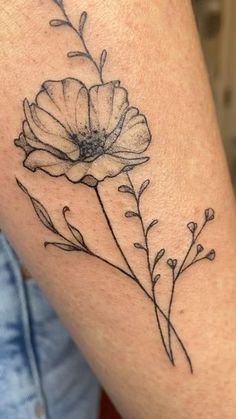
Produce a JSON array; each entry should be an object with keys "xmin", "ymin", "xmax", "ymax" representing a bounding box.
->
[
  {"xmin": 167, "ymin": 258, "xmax": 177, "ymax": 269},
  {"xmin": 205, "ymin": 208, "xmax": 215, "ymax": 222},
  {"xmin": 79, "ymin": 11, "xmax": 87, "ymax": 33},
  {"xmin": 187, "ymin": 222, "xmax": 197, "ymax": 234},
  {"xmin": 205, "ymin": 249, "xmax": 216, "ymax": 261},
  {"xmin": 154, "ymin": 248, "xmax": 165, "ymax": 264},
  {"xmin": 49, "ymin": 19, "xmax": 68, "ymax": 27},
  {"xmin": 134, "ymin": 242, "xmax": 146, "ymax": 251},
  {"xmin": 152, "ymin": 274, "xmax": 160, "ymax": 284},
  {"xmin": 125, "ymin": 211, "xmax": 138, "ymax": 218},
  {"xmin": 197, "ymin": 244, "xmax": 204, "ymax": 254}
]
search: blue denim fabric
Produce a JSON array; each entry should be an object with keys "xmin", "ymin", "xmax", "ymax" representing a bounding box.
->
[{"xmin": 0, "ymin": 233, "xmax": 100, "ymax": 419}]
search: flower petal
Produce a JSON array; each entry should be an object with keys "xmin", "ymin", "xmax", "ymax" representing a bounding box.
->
[
  {"xmin": 17, "ymin": 121, "xmax": 63, "ymax": 159},
  {"xmin": 66, "ymin": 153, "xmax": 149, "ymax": 183},
  {"xmin": 36, "ymin": 78, "xmax": 89, "ymax": 134},
  {"xmin": 108, "ymin": 107, "xmax": 151, "ymax": 154},
  {"xmin": 15, "ymin": 133, "xmax": 34, "ymax": 155},
  {"xmin": 24, "ymin": 99, "xmax": 80, "ymax": 161},
  {"xmin": 89, "ymin": 82, "xmax": 128, "ymax": 134},
  {"xmin": 24, "ymin": 150, "xmax": 73, "ymax": 176}
]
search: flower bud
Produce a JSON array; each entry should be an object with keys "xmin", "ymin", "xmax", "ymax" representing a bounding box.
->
[{"xmin": 205, "ymin": 208, "xmax": 215, "ymax": 222}]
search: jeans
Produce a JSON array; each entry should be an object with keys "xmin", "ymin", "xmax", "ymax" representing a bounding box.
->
[{"xmin": 0, "ymin": 233, "xmax": 100, "ymax": 419}]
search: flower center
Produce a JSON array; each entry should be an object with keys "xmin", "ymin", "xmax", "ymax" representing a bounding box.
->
[{"xmin": 71, "ymin": 130, "xmax": 106, "ymax": 161}]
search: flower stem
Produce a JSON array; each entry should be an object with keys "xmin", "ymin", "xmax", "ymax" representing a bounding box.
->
[
  {"xmin": 166, "ymin": 219, "xmax": 208, "ymax": 363},
  {"xmin": 94, "ymin": 185, "xmax": 136, "ymax": 279},
  {"xmin": 167, "ymin": 269, "xmax": 176, "ymax": 364},
  {"xmin": 126, "ymin": 172, "xmax": 172, "ymax": 364},
  {"xmin": 175, "ymin": 220, "xmax": 207, "ymax": 281},
  {"xmin": 55, "ymin": 1, "xmax": 104, "ymax": 83},
  {"xmin": 51, "ymin": 220, "xmax": 193, "ymax": 372}
]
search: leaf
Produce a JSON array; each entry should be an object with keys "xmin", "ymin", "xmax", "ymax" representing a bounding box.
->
[
  {"xmin": 49, "ymin": 19, "xmax": 68, "ymax": 27},
  {"xmin": 16, "ymin": 178, "xmax": 57, "ymax": 234},
  {"xmin": 100, "ymin": 49, "xmax": 107, "ymax": 69},
  {"xmin": 134, "ymin": 242, "xmax": 146, "ymax": 251},
  {"xmin": 146, "ymin": 219, "xmax": 158, "ymax": 234},
  {"xmin": 67, "ymin": 225, "xmax": 85, "ymax": 246},
  {"xmin": 63, "ymin": 207, "xmax": 86, "ymax": 247},
  {"xmin": 16, "ymin": 178, "xmax": 28, "ymax": 195},
  {"xmin": 152, "ymin": 274, "xmax": 160, "ymax": 284},
  {"xmin": 79, "ymin": 11, "xmax": 87, "ymax": 33},
  {"xmin": 138, "ymin": 179, "xmax": 150, "ymax": 198},
  {"xmin": 118, "ymin": 185, "xmax": 134, "ymax": 194},
  {"xmin": 125, "ymin": 211, "xmax": 139, "ymax": 218},
  {"xmin": 31, "ymin": 197, "xmax": 57, "ymax": 233},
  {"xmin": 153, "ymin": 248, "xmax": 165, "ymax": 268},
  {"xmin": 67, "ymin": 51, "xmax": 89, "ymax": 58},
  {"xmin": 44, "ymin": 242, "xmax": 79, "ymax": 251}
]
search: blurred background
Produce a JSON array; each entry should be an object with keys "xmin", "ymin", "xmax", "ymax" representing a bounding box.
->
[
  {"xmin": 193, "ymin": 0, "xmax": 236, "ymax": 190},
  {"xmin": 100, "ymin": 1, "xmax": 236, "ymax": 417}
]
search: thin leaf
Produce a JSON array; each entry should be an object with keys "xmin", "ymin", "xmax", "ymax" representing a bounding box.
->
[
  {"xmin": 125, "ymin": 211, "xmax": 139, "ymax": 218},
  {"xmin": 79, "ymin": 11, "xmax": 87, "ymax": 33},
  {"xmin": 16, "ymin": 178, "xmax": 57, "ymax": 234},
  {"xmin": 134, "ymin": 242, "xmax": 146, "ymax": 251},
  {"xmin": 100, "ymin": 49, "xmax": 107, "ymax": 69},
  {"xmin": 63, "ymin": 207, "xmax": 86, "ymax": 247},
  {"xmin": 67, "ymin": 51, "xmax": 89, "ymax": 58},
  {"xmin": 49, "ymin": 19, "xmax": 68, "ymax": 26},
  {"xmin": 152, "ymin": 274, "xmax": 161, "ymax": 284},
  {"xmin": 138, "ymin": 179, "xmax": 150, "ymax": 198},
  {"xmin": 31, "ymin": 198, "xmax": 57, "ymax": 233},
  {"xmin": 146, "ymin": 219, "xmax": 158, "ymax": 234},
  {"xmin": 118, "ymin": 185, "xmax": 134, "ymax": 194},
  {"xmin": 153, "ymin": 248, "xmax": 165, "ymax": 269},
  {"xmin": 16, "ymin": 178, "xmax": 28, "ymax": 195},
  {"xmin": 68, "ymin": 225, "xmax": 85, "ymax": 246},
  {"xmin": 44, "ymin": 242, "xmax": 79, "ymax": 251}
]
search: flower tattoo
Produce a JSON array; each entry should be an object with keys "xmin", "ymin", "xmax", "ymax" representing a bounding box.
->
[
  {"xmin": 15, "ymin": 0, "xmax": 216, "ymax": 373},
  {"xmin": 15, "ymin": 80, "xmax": 151, "ymax": 186}
]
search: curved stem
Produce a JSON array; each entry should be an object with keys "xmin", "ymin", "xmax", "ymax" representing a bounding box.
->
[
  {"xmin": 126, "ymin": 173, "xmax": 172, "ymax": 363},
  {"xmin": 167, "ymin": 269, "xmax": 176, "ymax": 364},
  {"xmin": 166, "ymin": 221, "xmax": 207, "ymax": 357},
  {"xmin": 91, "ymin": 244, "xmax": 192, "ymax": 372},
  {"xmin": 175, "ymin": 221, "xmax": 207, "ymax": 281},
  {"xmin": 93, "ymin": 235, "xmax": 193, "ymax": 372},
  {"xmin": 52, "ymin": 224, "xmax": 193, "ymax": 372},
  {"xmin": 180, "ymin": 256, "xmax": 207, "ymax": 274},
  {"xmin": 91, "ymin": 247, "xmax": 193, "ymax": 372},
  {"xmin": 94, "ymin": 185, "xmax": 136, "ymax": 279},
  {"xmin": 57, "ymin": 2, "xmax": 104, "ymax": 83}
]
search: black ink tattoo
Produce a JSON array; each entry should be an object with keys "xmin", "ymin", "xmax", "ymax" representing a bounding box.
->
[{"xmin": 15, "ymin": 0, "xmax": 216, "ymax": 373}]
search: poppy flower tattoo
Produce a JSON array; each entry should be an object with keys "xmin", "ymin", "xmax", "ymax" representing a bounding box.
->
[
  {"xmin": 15, "ymin": 0, "xmax": 216, "ymax": 373},
  {"xmin": 16, "ymin": 79, "xmax": 151, "ymax": 186}
]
